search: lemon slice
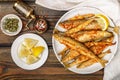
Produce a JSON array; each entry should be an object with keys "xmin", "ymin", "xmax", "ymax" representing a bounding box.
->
[
  {"xmin": 31, "ymin": 46, "xmax": 45, "ymax": 57},
  {"xmin": 95, "ymin": 14, "xmax": 109, "ymax": 31},
  {"xmin": 26, "ymin": 55, "xmax": 39, "ymax": 64},
  {"xmin": 19, "ymin": 44, "xmax": 31, "ymax": 58},
  {"xmin": 23, "ymin": 38, "xmax": 38, "ymax": 49}
]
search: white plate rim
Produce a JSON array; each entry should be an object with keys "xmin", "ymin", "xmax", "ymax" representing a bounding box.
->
[
  {"xmin": 52, "ymin": 6, "xmax": 118, "ymax": 74},
  {"xmin": 11, "ymin": 33, "xmax": 48, "ymax": 70}
]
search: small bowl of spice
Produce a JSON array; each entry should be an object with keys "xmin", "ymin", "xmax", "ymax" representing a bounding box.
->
[{"xmin": 1, "ymin": 14, "xmax": 22, "ymax": 36}]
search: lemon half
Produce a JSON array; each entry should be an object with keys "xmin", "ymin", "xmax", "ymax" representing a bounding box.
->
[{"xmin": 95, "ymin": 14, "xmax": 109, "ymax": 31}]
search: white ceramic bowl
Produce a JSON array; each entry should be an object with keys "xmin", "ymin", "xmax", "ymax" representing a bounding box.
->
[{"xmin": 1, "ymin": 14, "xmax": 22, "ymax": 36}]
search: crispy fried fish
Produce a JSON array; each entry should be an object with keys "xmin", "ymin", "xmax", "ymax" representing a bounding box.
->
[
  {"xmin": 77, "ymin": 50, "xmax": 111, "ymax": 68},
  {"xmin": 66, "ymin": 54, "xmax": 89, "ymax": 68},
  {"xmin": 90, "ymin": 43, "xmax": 114, "ymax": 55},
  {"xmin": 71, "ymin": 31, "xmax": 113, "ymax": 42},
  {"xmin": 69, "ymin": 13, "xmax": 95, "ymax": 20},
  {"xmin": 61, "ymin": 42, "xmax": 113, "ymax": 63},
  {"xmin": 59, "ymin": 14, "xmax": 95, "ymax": 30},
  {"xmin": 58, "ymin": 47, "xmax": 68, "ymax": 58},
  {"xmin": 67, "ymin": 49, "xmax": 110, "ymax": 68},
  {"xmin": 65, "ymin": 19, "xmax": 102, "ymax": 35},
  {"xmin": 84, "ymin": 41, "xmax": 114, "ymax": 48},
  {"xmin": 102, "ymin": 36, "xmax": 114, "ymax": 42},
  {"xmin": 84, "ymin": 40, "xmax": 115, "ymax": 55},
  {"xmin": 61, "ymin": 50, "xmax": 80, "ymax": 63},
  {"xmin": 61, "ymin": 41, "xmax": 114, "ymax": 63},
  {"xmin": 77, "ymin": 59, "xmax": 108, "ymax": 69},
  {"xmin": 53, "ymin": 33, "xmax": 105, "ymax": 67},
  {"xmin": 59, "ymin": 19, "xmax": 86, "ymax": 30}
]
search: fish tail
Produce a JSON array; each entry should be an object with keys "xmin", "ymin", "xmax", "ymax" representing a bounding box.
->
[
  {"xmin": 105, "ymin": 49, "xmax": 111, "ymax": 54},
  {"xmin": 53, "ymin": 28, "xmax": 59, "ymax": 34},
  {"xmin": 95, "ymin": 57, "xmax": 106, "ymax": 67},
  {"xmin": 101, "ymin": 59, "xmax": 108, "ymax": 63}
]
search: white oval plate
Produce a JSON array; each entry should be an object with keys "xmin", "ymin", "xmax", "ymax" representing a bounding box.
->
[
  {"xmin": 52, "ymin": 7, "xmax": 118, "ymax": 74},
  {"xmin": 1, "ymin": 14, "xmax": 22, "ymax": 36},
  {"xmin": 11, "ymin": 33, "xmax": 48, "ymax": 70}
]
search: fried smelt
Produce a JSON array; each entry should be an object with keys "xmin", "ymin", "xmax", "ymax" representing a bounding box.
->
[
  {"xmin": 66, "ymin": 19, "xmax": 102, "ymax": 35},
  {"xmin": 67, "ymin": 49, "xmax": 111, "ymax": 68},
  {"xmin": 77, "ymin": 49, "xmax": 111, "ymax": 68},
  {"xmin": 77, "ymin": 59, "xmax": 108, "ymax": 69},
  {"xmin": 102, "ymin": 36, "xmax": 114, "ymax": 42},
  {"xmin": 90, "ymin": 42, "xmax": 115, "ymax": 55},
  {"xmin": 84, "ymin": 41, "xmax": 114, "ymax": 48},
  {"xmin": 61, "ymin": 50, "xmax": 80, "ymax": 63},
  {"xmin": 67, "ymin": 55, "xmax": 89, "ymax": 68},
  {"xmin": 53, "ymin": 33, "xmax": 105, "ymax": 67},
  {"xmin": 98, "ymin": 49, "xmax": 111, "ymax": 58},
  {"xmin": 59, "ymin": 14, "xmax": 95, "ymax": 30},
  {"xmin": 58, "ymin": 47, "xmax": 69, "ymax": 59},
  {"xmin": 113, "ymin": 26, "xmax": 119, "ymax": 34},
  {"xmin": 69, "ymin": 14, "xmax": 95, "ymax": 20},
  {"xmin": 59, "ymin": 19, "xmax": 86, "ymax": 30},
  {"xmin": 71, "ymin": 31, "xmax": 113, "ymax": 42}
]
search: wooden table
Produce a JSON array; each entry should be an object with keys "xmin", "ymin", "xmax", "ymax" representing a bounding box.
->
[{"xmin": 1, "ymin": 0, "xmax": 117, "ymax": 80}]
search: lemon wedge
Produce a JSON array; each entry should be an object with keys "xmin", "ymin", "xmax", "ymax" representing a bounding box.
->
[
  {"xmin": 31, "ymin": 46, "xmax": 45, "ymax": 57},
  {"xmin": 23, "ymin": 38, "xmax": 38, "ymax": 49},
  {"xmin": 19, "ymin": 44, "xmax": 31, "ymax": 58},
  {"xmin": 26, "ymin": 55, "xmax": 39, "ymax": 64},
  {"xmin": 95, "ymin": 14, "xmax": 109, "ymax": 31}
]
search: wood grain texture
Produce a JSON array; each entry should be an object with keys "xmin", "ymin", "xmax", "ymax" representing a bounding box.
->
[
  {"xmin": 0, "ymin": 47, "xmax": 103, "ymax": 80},
  {"xmin": 0, "ymin": 1, "xmax": 104, "ymax": 80}
]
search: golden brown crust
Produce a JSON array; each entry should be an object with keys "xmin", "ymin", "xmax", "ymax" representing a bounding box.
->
[
  {"xmin": 65, "ymin": 19, "xmax": 94, "ymax": 35},
  {"xmin": 69, "ymin": 13, "xmax": 95, "ymax": 20},
  {"xmin": 70, "ymin": 31, "xmax": 113, "ymax": 43},
  {"xmin": 76, "ymin": 50, "xmax": 110, "ymax": 68},
  {"xmin": 53, "ymin": 33, "xmax": 105, "ymax": 67},
  {"xmin": 59, "ymin": 19, "xmax": 86, "ymax": 30},
  {"xmin": 58, "ymin": 47, "xmax": 69, "ymax": 59},
  {"xmin": 67, "ymin": 49, "xmax": 110, "ymax": 68},
  {"xmin": 61, "ymin": 50, "xmax": 80, "ymax": 63}
]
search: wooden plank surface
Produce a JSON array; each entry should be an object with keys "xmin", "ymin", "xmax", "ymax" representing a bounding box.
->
[
  {"xmin": 0, "ymin": 1, "xmax": 104, "ymax": 80},
  {"xmin": 0, "ymin": 47, "xmax": 103, "ymax": 80}
]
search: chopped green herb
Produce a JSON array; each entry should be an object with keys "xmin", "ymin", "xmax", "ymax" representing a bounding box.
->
[{"xmin": 3, "ymin": 18, "xmax": 19, "ymax": 32}]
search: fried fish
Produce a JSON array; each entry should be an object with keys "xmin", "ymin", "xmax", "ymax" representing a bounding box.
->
[
  {"xmin": 53, "ymin": 33, "xmax": 105, "ymax": 67},
  {"xmin": 61, "ymin": 50, "xmax": 80, "ymax": 63},
  {"xmin": 59, "ymin": 19, "xmax": 86, "ymax": 30},
  {"xmin": 71, "ymin": 31, "xmax": 113, "ymax": 42},
  {"xmin": 59, "ymin": 14, "xmax": 95, "ymax": 30},
  {"xmin": 69, "ymin": 13, "xmax": 95, "ymax": 20},
  {"xmin": 84, "ymin": 41, "xmax": 114, "ymax": 48},
  {"xmin": 90, "ymin": 44, "xmax": 114, "ymax": 55},
  {"xmin": 77, "ymin": 50, "xmax": 111, "ymax": 68},
  {"xmin": 58, "ymin": 47, "xmax": 69, "ymax": 59},
  {"xmin": 66, "ymin": 54, "xmax": 89, "ymax": 68},
  {"xmin": 65, "ymin": 19, "xmax": 102, "ymax": 35},
  {"xmin": 67, "ymin": 49, "xmax": 110, "ymax": 68}
]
